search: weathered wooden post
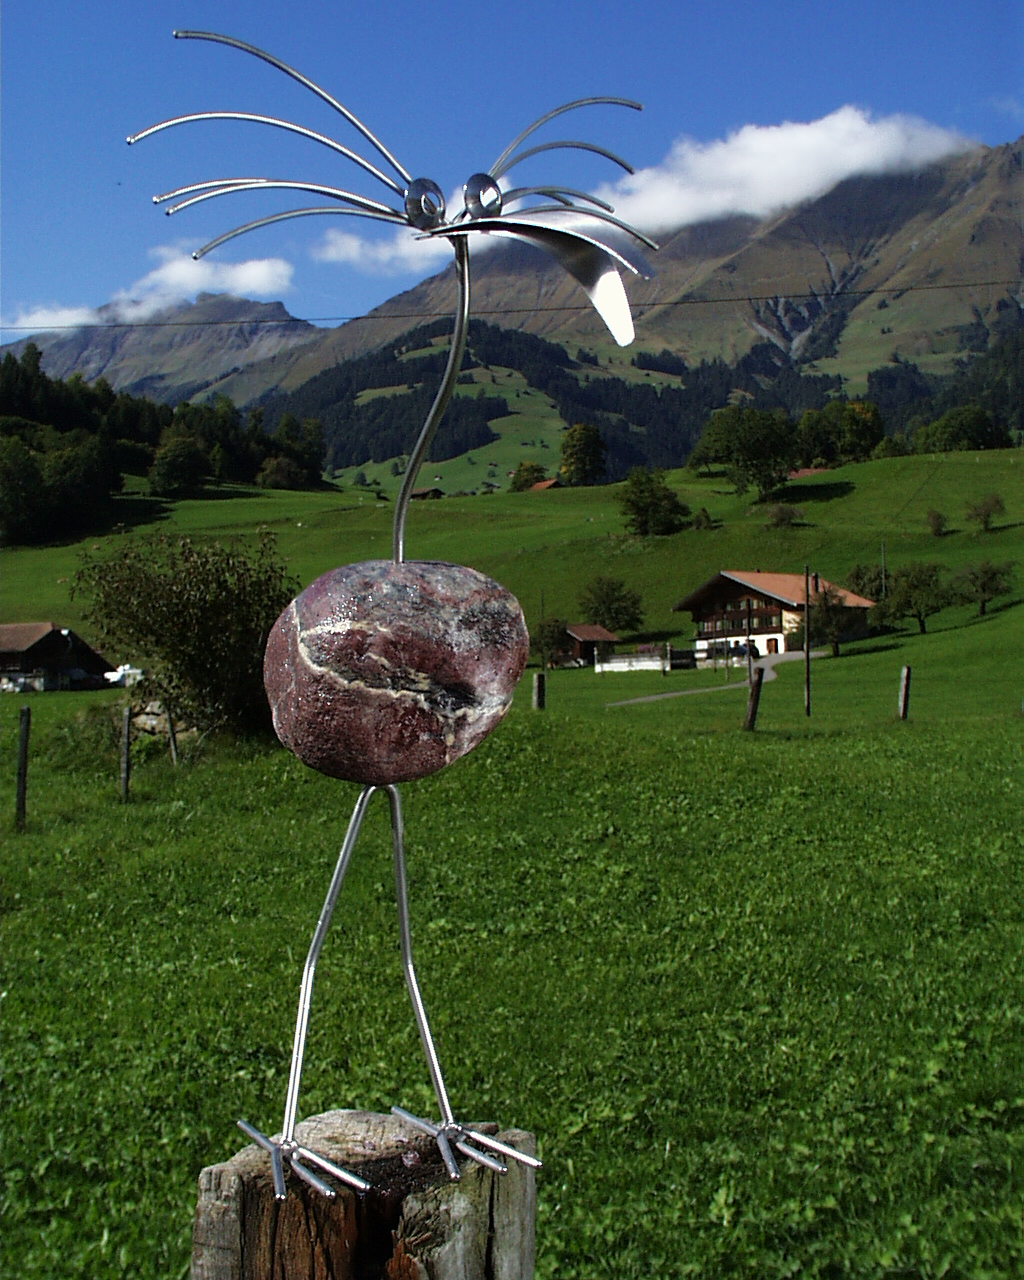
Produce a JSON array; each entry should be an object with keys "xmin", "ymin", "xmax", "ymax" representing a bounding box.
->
[
  {"xmin": 743, "ymin": 666, "xmax": 764, "ymax": 731},
  {"xmin": 165, "ymin": 702, "xmax": 179, "ymax": 766},
  {"xmin": 532, "ymin": 672, "xmax": 545, "ymax": 710},
  {"xmin": 898, "ymin": 665, "xmax": 911, "ymax": 720},
  {"xmin": 15, "ymin": 705, "xmax": 30, "ymax": 832},
  {"xmin": 191, "ymin": 1110, "xmax": 537, "ymax": 1280},
  {"xmin": 804, "ymin": 565, "xmax": 811, "ymax": 718},
  {"xmin": 119, "ymin": 705, "xmax": 132, "ymax": 803}
]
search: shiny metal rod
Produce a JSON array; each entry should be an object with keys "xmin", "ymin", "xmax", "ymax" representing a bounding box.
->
[
  {"xmin": 384, "ymin": 785, "xmax": 454, "ymax": 1126},
  {"xmin": 392, "ymin": 235, "xmax": 471, "ymax": 563},
  {"xmin": 282, "ymin": 785, "xmax": 376, "ymax": 1142}
]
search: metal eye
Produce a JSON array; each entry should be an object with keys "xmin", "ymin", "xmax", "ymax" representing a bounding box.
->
[
  {"xmin": 404, "ymin": 177, "xmax": 446, "ymax": 229},
  {"xmin": 463, "ymin": 172, "xmax": 502, "ymax": 219}
]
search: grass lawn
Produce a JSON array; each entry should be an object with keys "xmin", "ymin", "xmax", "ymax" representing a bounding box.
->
[{"xmin": 1, "ymin": 449, "xmax": 1022, "ymax": 1275}]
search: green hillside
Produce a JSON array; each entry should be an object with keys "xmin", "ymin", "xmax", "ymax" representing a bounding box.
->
[{"xmin": 3, "ymin": 451, "xmax": 1020, "ymax": 652}]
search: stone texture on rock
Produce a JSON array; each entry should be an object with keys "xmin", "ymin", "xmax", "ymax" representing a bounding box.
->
[{"xmin": 264, "ymin": 560, "xmax": 529, "ymax": 784}]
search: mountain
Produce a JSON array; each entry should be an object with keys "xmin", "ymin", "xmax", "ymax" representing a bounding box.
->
[
  {"xmin": 2, "ymin": 293, "xmax": 321, "ymax": 405},
  {"xmin": 5, "ymin": 138, "xmax": 1021, "ymax": 402}
]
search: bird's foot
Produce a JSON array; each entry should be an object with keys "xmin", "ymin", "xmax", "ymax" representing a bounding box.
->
[
  {"xmin": 237, "ymin": 1118, "xmax": 371, "ymax": 1201},
  {"xmin": 391, "ymin": 1106, "xmax": 542, "ymax": 1181}
]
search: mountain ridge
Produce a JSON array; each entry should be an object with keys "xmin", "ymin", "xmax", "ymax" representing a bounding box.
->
[{"xmin": 5, "ymin": 137, "xmax": 1021, "ymax": 403}]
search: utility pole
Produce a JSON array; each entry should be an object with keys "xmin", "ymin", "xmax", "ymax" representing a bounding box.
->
[{"xmin": 803, "ymin": 563, "xmax": 814, "ymax": 716}]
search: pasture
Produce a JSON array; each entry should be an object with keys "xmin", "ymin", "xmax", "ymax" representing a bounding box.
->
[{"xmin": 1, "ymin": 451, "xmax": 1022, "ymax": 1276}]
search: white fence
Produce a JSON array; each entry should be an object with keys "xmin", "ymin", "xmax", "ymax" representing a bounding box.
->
[{"xmin": 594, "ymin": 653, "xmax": 667, "ymax": 674}]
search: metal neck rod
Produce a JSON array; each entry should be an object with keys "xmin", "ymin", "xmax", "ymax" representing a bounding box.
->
[
  {"xmin": 282, "ymin": 785, "xmax": 376, "ymax": 1142},
  {"xmin": 385, "ymin": 785, "xmax": 455, "ymax": 1126},
  {"xmin": 392, "ymin": 237, "xmax": 471, "ymax": 563}
]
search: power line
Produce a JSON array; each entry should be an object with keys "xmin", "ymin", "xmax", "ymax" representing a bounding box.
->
[{"xmin": 0, "ymin": 279, "xmax": 1018, "ymax": 332}]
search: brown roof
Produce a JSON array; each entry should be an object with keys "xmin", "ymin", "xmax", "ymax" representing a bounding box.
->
[
  {"xmin": 674, "ymin": 571, "xmax": 874, "ymax": 612},
  {"xmin": 566, "ymin": 623, "xmax": 620, "ymax": 643},
  {"xmin": 529, "ymin": 478, "xmax": 560, "ymax": 490},
  {"xmin": 0, "ymin": 622, "xmax": 58, "ymax": 653}
]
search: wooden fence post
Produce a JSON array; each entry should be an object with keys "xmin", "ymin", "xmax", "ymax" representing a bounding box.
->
[
  {"xmin": 120, "ymin": 705, "xmax": 132, "ymax": 803},
  {"xmin": 804, "ymin": 565, "xmax": 811, "ymax": 718},
  {"xmin": 898, "ymin": 665, "xmax": 911, "ymax": 720},
  {"xmin": 532, "ymin": 672, "xmax": 545, "ymax": 710},
  {"xmin": 191, "ymin": 1110, "xmax": 537, "ymax": 1280},
  {"xmin": 743, "ymin": 667, "xmax": 764, "ymax": 731},
  {"xmin": 15, "ymin": 705, "xmax": 30, "ymax": 832},
  {"xmin": 165, "ymin": 703, "xmax": 179, "ymax": 767}
]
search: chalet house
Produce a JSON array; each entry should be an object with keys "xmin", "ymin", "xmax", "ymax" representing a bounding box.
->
[
  {"xmin": 0, "ymin": 622, "xmax": 114, "ymax": 692},
  {"xmin": 673, "ymin": 571, "xmax": 874, "ymax": 658},
  {"xmin": 565, "ymin": 623, "xmax": 620, "ymax": 666}
]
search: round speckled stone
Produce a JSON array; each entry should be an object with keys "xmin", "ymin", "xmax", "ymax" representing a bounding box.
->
[{"xmin": 264, "ymin": 560, "xmax": 530, "ymax": 784}]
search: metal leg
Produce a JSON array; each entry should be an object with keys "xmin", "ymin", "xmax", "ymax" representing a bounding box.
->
[
  {"xmin": 384, "ymin": 784, "xmax": 542, "ymax": 1181},
  {"xmin": 237, "ymin": 786, "xmax": 377, "ymax": 1200}
]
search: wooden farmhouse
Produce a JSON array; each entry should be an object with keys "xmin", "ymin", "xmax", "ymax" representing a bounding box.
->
[
  {"xmin": 673, "ymin": 571, "xmax": 874, "ymax": 659},
  {"xmin": 565, "ymin": 623, "xmax": 620, "ymax": 666},
  {"xmin": 0, "ymin": 622, "xmax": 114, "ymax": 692}
]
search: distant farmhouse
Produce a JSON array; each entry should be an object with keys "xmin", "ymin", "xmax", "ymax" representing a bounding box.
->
[
  {"xmin": 0, "ymin": 623, "xmax": 114, "ymax": 692},
  {"xmin": 564, "ymin": 624, "xmax": 620, "ymax": 666},
  {"xmin": 674, "ymin": 571, "xmax": 874, "ymax": 659}
]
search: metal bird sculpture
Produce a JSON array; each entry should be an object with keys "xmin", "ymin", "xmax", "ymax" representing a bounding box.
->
[{"xmin": 130, "ymin": 29, "xmax": 655, "ymax": 1201}]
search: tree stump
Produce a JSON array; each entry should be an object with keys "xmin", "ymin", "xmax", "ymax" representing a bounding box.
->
[{"xmin": 191, "ymin": 1110, "xmax": 536, "ymax": 1280}]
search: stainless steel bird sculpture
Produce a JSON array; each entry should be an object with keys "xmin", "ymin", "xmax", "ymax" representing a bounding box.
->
[{"xmin": 130, "ymin": 29, "xmax": 655, "ymax": 1201}]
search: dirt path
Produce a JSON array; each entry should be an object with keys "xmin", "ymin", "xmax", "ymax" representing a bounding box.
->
[{"xmin": 605, "ymin": 650, "xmax": 825, "ymax": 707}]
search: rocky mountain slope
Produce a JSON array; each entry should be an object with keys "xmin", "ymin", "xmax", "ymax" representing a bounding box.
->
[{"xmin": 6, "ymin": 138, "xmax": 1021, "ymax": 403}]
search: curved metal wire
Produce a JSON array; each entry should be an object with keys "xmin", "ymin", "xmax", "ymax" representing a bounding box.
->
[
  {"xmin": 490, "ymin": 96, "xmax": 641, "ymax": 176},
  {"xmin": 499, "ymin": 186, "xmax": 615, "ymax": 212},
  {"xmin": 392, "ymin": 237, "xmax": 471, "ymax": 563},
  {"xmin": 128, "ymin": 111, "xmax": 405, "ymax": 196},
  {"xmin": 173, "ymin": 30, "xmax": 412, "ymax": 183},
  {"xmin": 494, "ymin": 204, "xmax": 659, "ymax": 251},
  {"xmin": 493, "ymin": 139, "xmax": 635, "ymax": 181},
  {"xmin": 162, "ymin": 179, "xmax": 402, "ymax": 218},
  {"xmin": 191, "ymin": 206, "xmax": 406, "ymax": 260}
]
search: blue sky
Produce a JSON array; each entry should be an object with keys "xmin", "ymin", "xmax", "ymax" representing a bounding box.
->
[{"xmin": 2, "ymin": 0, "xmax": 1020, "ymax": 338}]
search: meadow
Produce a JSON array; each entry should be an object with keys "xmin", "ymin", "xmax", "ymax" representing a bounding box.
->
[{"xmin": 1, "ymin": 451, "xmax": 1022, "ymax": 1276}]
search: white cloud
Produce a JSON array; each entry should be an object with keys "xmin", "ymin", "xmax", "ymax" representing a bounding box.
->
[
  {"xmin": 597, "ymin": 106, "xmax": 973, "ymax": 234},
  {"xmin": 988, "ymin": 94, "xmax": 1024, "ymax": 122},
  {"xmin": 312, "ymin": 226, "xmax": 452, "ymax": 275},
  {"xmin": 3, "ymin": 245, "xmax": 294, "ymax": 334}
]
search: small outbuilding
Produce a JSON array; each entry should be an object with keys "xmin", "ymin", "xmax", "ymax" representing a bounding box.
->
[
  {"xmin": 0, "ymin": 622, "xmax": 115, "ymax": 692},
  {"xmin": 528, "ymin": 478, "xmax": 562, "ymax": 491},
  {"xmin": 673, "ymin": 570, "xmax": 874, "ymax": 658},
  {"xmin": 410, "ymin": 487, "xmax": 444, "ymax": 500},
  {"xmin": 565, "ymin": 623, "xmax": 620, "ymax": 666}
]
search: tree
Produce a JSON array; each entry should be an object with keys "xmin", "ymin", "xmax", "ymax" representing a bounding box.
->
[
  {"xmin": 619, "ymin": 466, "xmax": 690, "ymax": 535},
  {"xmin": 880, "ymin": 563, "xmax": 947, "ymax": 635},
  {"xmin": 578, "ymin": 576, "xmax": 643, "ymax": 633},
  {"xmin": 149, "ymin": 436, "xmax": 210, "ymax": 498},
  {"xmin": 73, "ymin": 530, "xmax": 298, "ymax": 735},
  {"xmin": 559, "ymin": 422, "xmax": 606, "ymax": 486},
  {"xmin": 0, "ymin": 436, "xmax": 45, "ymax": 544},
  {"xmin": 949, "ymin": 560, "xmax": 1014, "ymax": 616},
  {"xmin": 965, "ymin": 493, "xmax": 1005, "ymax": 533},
  {"xmin": 256, "ymin": 455, "xmax": 308, "ymax": 490},
  {"xmin": 692, "ymin": 406, "xmax": 794, "ymax": 501},
  {"xmin": 531, "ymin": 617, "xmax": 570, "ymax": 667},
  {"xmin": 809, "ymin": 584, "xmax": 849, "ymax": 657},
  {"xmin": 914, "ymin": 405, "xmax": 1012, "ymax": 453},
  {"xmin": 510, "ymin": 461, "xmax": 547, "ymax": 492},
  {"xmin": 846, "ymin": 563, "xmax": 884, "ymax": 601}
]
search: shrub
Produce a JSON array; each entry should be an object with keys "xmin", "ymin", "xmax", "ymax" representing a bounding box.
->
[
  {"xmin": 926, "ymin": 509, "xmax": 947, "ymax": 537},
  {"xmin": 73, "ymin": 530, "xmax": 298, "ymax": 736},
  {"xmin": 692, "ymin": 506, "xmax": 714, "ymax": 530},
  {"xmin": 765, "ymin": 503, "xmax": 802, "ymax": 529},
  {"xmin": 965, "ymin": 493, "xmax": 1005, "ymax": 533}
]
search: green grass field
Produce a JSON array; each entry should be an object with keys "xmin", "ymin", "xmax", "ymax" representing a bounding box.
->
[{"xmin": 2, "ymin": 451, "xmax": 1022, "ymax": 1276}]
